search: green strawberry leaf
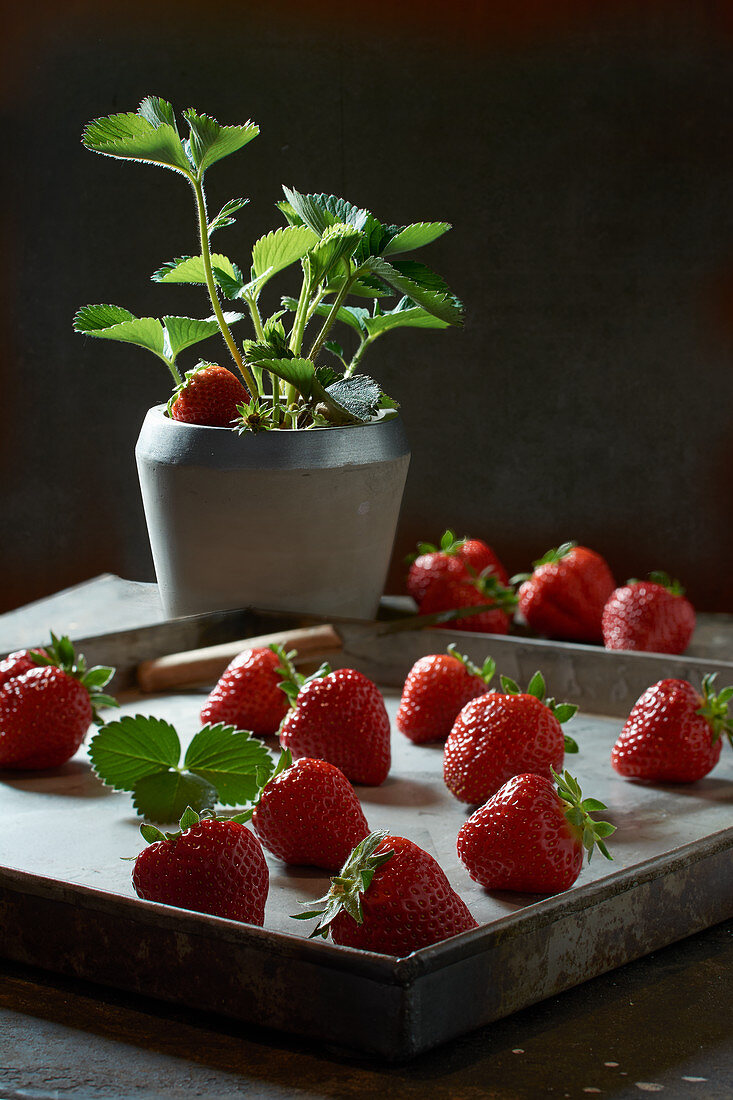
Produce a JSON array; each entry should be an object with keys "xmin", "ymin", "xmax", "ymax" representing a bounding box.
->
[
  {"xmin": 163, "ymin": 314, "xmax": 244, "ymax": 359},
  {"xmin": 363, "ymin": 298, "xmax": 452, "ymax": 338},
  {"xmin": 366, "ymin": 256, "xmax": 464, "ymax": 326},
  {"xmin": 152, "ymin": 254, "xmax": 240, "ymax": 285},
  {"xmin": 282, "ymin": 188, "xmax": 370, "ymax": 236},
  {"xmin": 325, "ymin": 374, "xmax": 383, "ymax": 420},
  {"xmin": 252, "ymin": 225, "xmax": 318, "ymax": 281},
  {"xmin": 183, "ymin": 723, "xmax": 276, "ymax": 806},
  {"xmin": 183, "ymin": 109, "xmax": 259, "ymax": 174},
  {"xmin": 82, "ymin": 98, "xmax": 192, "ymax": 174},
  {"xmin": 132, "ymin": 770, "xmax": 217, "ymax": 822},
  {"xmin": 208, "ymin": 197, "xmax": 249, "ymax": 237},
  {"xmin": 73, "ymin": 306, "xmax": 168, "ymax": 360},
  {"xmin": 381, "ymin": 221, "xmax": 451, "ymax": 255},
  {"xmin": 88, "ymin": 714, "xmax": 181, "ymax": 790}
]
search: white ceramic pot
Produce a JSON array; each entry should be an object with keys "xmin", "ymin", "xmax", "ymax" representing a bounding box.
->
[{"xmin": 135, "ymin": 405, "xmax": 411, "ymax": 619}]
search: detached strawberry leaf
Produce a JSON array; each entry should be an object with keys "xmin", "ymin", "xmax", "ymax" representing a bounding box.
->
[
  {"xmin": 132, "ymin": 770, "xmax": 217, "ymax": 823},
  {"xmin": 183, "ymin": 723, "xmax": 275, "ymax": 806},
  {"xmin": 88, "ymin": 714, "xmax": 181, "ymax": 790}
]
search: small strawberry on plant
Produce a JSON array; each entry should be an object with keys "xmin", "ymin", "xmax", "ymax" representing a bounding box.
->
[
  {"xmin": 277, "ymin": 651, "xmax": 390, "ymax": 785},
  {"xmin": 406, "ymin": 529, "xmax": 509, "ymax": 603},
  {"xmin": 132, "ymin": 805, "xmax": 268, "ymax": 924},
  {"xmin": 89, "ymin": 715, "xmax": 275, "ymax": 821},
  {"xmin": 611, "ymin": 675, "xmax": 733, "ymax": 783},
  {"xmin": 295, "ymin": 830, "xmax": 477, "ymax": 955},
  {"xmin": 200, "ymin": 644, "xmax": 290, "ymax": 737},
  {"xmin": 514, "ymin": 542, "xmax": 615, "ymax": 644},
  {"xmin": 168, "ymin": 362, "xmax": 249, "ymax": 427},
  {"xmin": 457, "ymin": 769, "xmax": 615, "ymax": 894},
  {"xmin": 241, "ymin": 752, "xmax": 370, "ymax": 871},
  {"xmin": 443, "ymin": 670, "xmax": 579, "ymax": 805},
  {"xmin": 0, "ymin": 633, "xmax": 117, "ymax": 770},
  {"xmin": 396, "ymin": 644, "xmax": 496, "ymax": 744},
  {"xmin": 602, "ymin": 572, "xmax": 696, "ymax": 654}
]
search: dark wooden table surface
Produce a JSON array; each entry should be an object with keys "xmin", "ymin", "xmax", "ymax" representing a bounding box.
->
[{"xmin": 1, "ymin": 577, "xmax": 731, "ymax": 1099}]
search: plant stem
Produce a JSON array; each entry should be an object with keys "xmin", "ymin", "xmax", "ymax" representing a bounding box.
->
[
  {"xmin": 163, "ymin": 357, "xmax": 183, "ymax": 386},
  {"xmin": 286, "ymin": 269, "xmax": 314, "ymax": 405},
  {"xmin": 307, "ymin": 264, "xmax": 358, "ymax": 364},
  {"xmin": 191, "ymin": 176, "xmax": 259, "ymax": 397},
  {"xmin": 345, "ymin": 335, "xmax": 374, "ymax": 377}
]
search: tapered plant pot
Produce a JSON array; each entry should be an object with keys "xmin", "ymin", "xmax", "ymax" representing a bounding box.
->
[{"xmin": 135, "ymin": 405, "xmax": 411, "ymax": 620}]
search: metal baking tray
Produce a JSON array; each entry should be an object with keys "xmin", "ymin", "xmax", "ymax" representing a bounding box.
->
[{"xmin": 1, "ymin": 607, "xmax": 732, "ymax": 1059}]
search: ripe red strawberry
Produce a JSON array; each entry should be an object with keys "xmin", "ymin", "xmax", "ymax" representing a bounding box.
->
[
  {"xmin": 0, "ymin": 647, "xmax": 45, "ymax": 689},
  {"xmin": 443, "ymin": 671, "xmax": 578, "ymax": 805},
  {"xmin": 602, "ymin": 572, "xmax": 696, "ymax": 654},
  {"xmin": 0, "ymin": 633, "xmax": 117, "ymax": 770},
  {"xmin": 457, "ymin": 770, "xmax": 614, "ymax": 894},
  {"xmin": 298, "ymin": 830, "xmax": 478, "ymax": 955},
  {"xmin": 168, "ymin": 362, "xmax": 249, "ymax": 427},
  {"xmin": 279, "ymin": 663, "xmax": 390, "ymax": 785},
  {"xmin": 516, "ymin": 542, "xmax": 615, "ymax": 643},
  {"xmin": 250, "ymin": 755, "xmax": 370, "ymax": 870},
  {"xmin": 418, "ymin": 572, "xmax": 517, "ymax": 634},
  {"xmin": 132, "ymin": 807, "xmax": 268, "ymax": 924},
  {"xmin": 396, "ymin": 645, "xmax": 496, "ymax": 744},
  {"xmin": 406, "ymin": 529, "xmax": 508, "ymax": 603},
  {"xmin": 611, "ymin": 675, "xmax": 733, "ymax": 782},
  {"xmin": 200, "ymin": 644, "xmax": 290, "ymax": 736}
]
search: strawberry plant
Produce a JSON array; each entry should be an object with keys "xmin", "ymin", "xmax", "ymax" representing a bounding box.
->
[{"xmin": 74, "ymin": 97, "xmax": 463, "ymax": 430}]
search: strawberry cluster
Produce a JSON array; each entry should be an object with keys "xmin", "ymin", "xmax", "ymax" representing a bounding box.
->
[
  {"xmin": 409, "ymin": 532, "xmax": 697, "ymax": 656},
  {"xmin": 6, "ymin": 621, "xmax": 730, "ymax": 960}
]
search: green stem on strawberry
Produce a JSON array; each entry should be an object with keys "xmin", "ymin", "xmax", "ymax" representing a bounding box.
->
[
  {"xmin": 499, "ymin": 670, "xmax": 579, "ymax": 752},
  {"xmin": 271, "ymin": 643, "xmax": 331, "ymax": 709},
  {"xmin": 697, "ymin": 673, "xmax": 733, "ymax": 746},
  {"xmin": 31, "ymin": 632, "xmax": 118, "ymax": 724},
  {"xmin": 551, "ymin": 768, "xmax": 615, "ymax": 862},
  {"xmin": 446, "ymin": 643, "xmax": 496, "ymax": 686},
  {"xmin": 190, "ymin": 175, "xmax": 258, "ymax": 397},
  {"xmin": 293, "ymin": 829, "xmax": 395, "ymax": 937}
]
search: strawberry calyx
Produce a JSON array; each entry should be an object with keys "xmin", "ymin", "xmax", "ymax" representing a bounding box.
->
[
  {"xmin": 293, "ymin": 829, "xmax": 394, "ymax": 938},
  {"xmin": 139, "ymin": 804, "xmax": 216, "ymax": 845},
  {"xmin": 229, "ymin": 748, "xmax": 293, "ymax": 822},
  {"xmin": 696, "ymin": 674, "xmax": 733, "ymax": 747},
  {"xmin": 499, "ymin": 671, "xmax": 579, "ymax": 752},
  {"xmin": 236, "ymin": 396, "xmax": 277, "ymax": 433},
  {"xmin": 626, "ymin": 570, "xmax": 686, "ymax": 596},
  {"xmin": 510, "ymin": 540, "xmax": 577, "ymax": 585},
  {"xmin": 31, "ymin": 632, "xmax": 117, "ymax": 724},
  {"xmin": 551, "ymin": 768, "xmax": 615, "ymax": 862},
  {"xmin": 446, "ymin": 643, "xmax": 496, "ymax": 685},
  {"xmin": 271, "ymin": 644, "xmax": 331, "ymax": 709},
  {"xmin": 464, "ymin": 572, "xmax": 518, "ymax": 613},
  {"xmin": 405, "ymin": 527, "xmax": 477, "ymax": 565}
]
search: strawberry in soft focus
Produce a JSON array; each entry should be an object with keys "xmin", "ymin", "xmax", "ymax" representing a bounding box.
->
[
  {"xmin": 443, "ymin": 671, "xmax": 578, "ymax": 805},
  {"xmin": 279, "ymin": 663, "xmax": 391, "ymax": 785},
  {"xmin": 168, "ymin": 362, "xmax": 249, "ymax": 427},
  {"xmin": 0, "ymin": 648, "xmax": 45, "ymax": 689},
  {"xmin": 396, "ymin": 645, "xmax": 496, "ymax": 744},
  {"xmin": 418, "ymin": 572, "xmax": 517, "ymax": 634},
  {"xmin": 457, "ymin": 769, "xmax": 614, "ymax": 894},
  {"xmin": 132, "ymin": 807, "xmax": 268, "ymax": 924},
  {"xmin": 515, "ymin": 541, "xmax": 615, "ymax": 643},
  {"xmin": 602, "ymin": 572, "xmax": 696, "ymax": 654},
  {"xmin": 200, "ymin": 644, "xmax": 290, "ymax": 736},
  {"xmin": 0, "ymin": 633, "xmax": 117, "ymax": 770},
  {"xmin": 298, "ymin": 830, "xmax": 478, "ymax": 955},
  {"xmin": 251, "ymin": 754, "xmax": 370, "ymax": 870},
  {"xmin": 611, "ymin": 675, "xmax": 733, "ymax": 783},
  {"xmin": 406, "ymin": 528, "xmax": 508, "ymax": 604}
]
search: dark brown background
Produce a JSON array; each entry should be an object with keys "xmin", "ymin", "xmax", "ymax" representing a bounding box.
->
[{"xmin": 3, "ymin": 0, "xmax": 733, "ymax": 613}]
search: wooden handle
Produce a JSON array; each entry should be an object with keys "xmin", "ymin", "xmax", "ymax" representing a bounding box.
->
[{"xmin": 136, "ymin": 624, "xmax": 343, "ymax": 693}]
